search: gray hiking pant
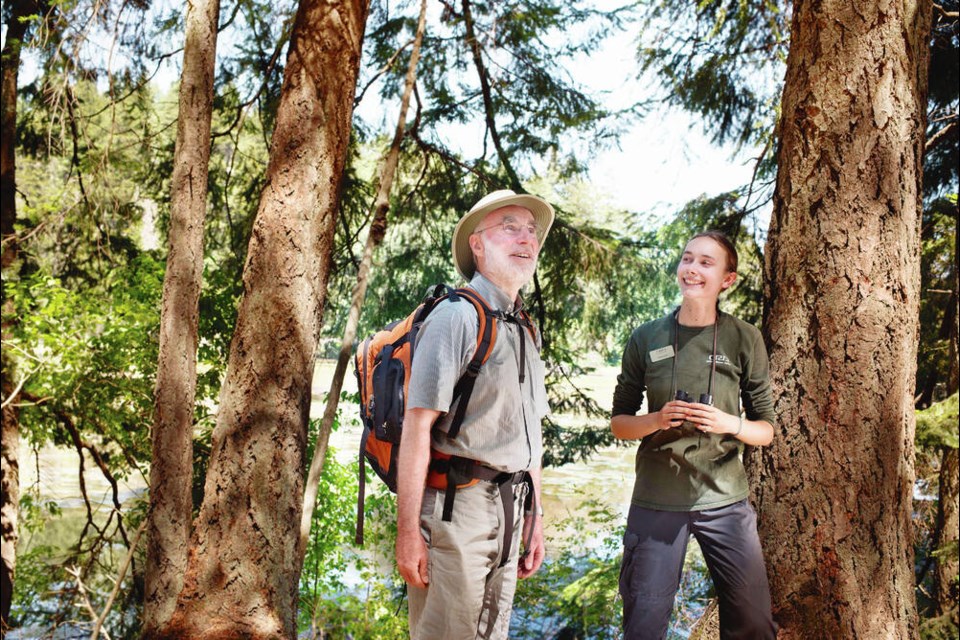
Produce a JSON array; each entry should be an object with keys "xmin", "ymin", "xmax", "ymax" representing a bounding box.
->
[
  {"xmin": 408, "ymin": 480, "xmax": 528, "ymax": 640},
  {"xmin": 619, "ymin": 500, "xmax": 776, "ymax": 640}
]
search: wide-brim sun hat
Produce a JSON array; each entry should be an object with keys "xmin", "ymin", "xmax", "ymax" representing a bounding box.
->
[{"xmin": 451, "ymin": 189, "xmax": 556, "ymax": 281}]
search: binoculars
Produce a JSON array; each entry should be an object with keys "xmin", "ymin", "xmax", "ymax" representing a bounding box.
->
[{"xmin": 675, "ymin": 389, "xmax": 713, "ymax": 406}]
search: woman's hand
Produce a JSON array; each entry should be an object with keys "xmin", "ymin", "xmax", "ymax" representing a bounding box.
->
[
  {"xmin": 687, "ymin": 404, "xmax": 775, "ymax": 445},
  {"xmin": 685, "ymin": 403, "xmax": 738, "ymax": 435},
  {"xmin": 656, "ymin": 400, "xmax": 691, "ymax": 430}
]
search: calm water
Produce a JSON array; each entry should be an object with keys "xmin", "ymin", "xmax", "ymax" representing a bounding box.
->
[
  {"xmin": 17, "ymin": 359, "xmax": 696, "ymax": 638},
  {"xmin": 317, "ymin": 358, "xmax": 638, "ymax": 550},
  {"xmin": 21, "ymin": 359, "xmax": 634, "ymax": 552}
]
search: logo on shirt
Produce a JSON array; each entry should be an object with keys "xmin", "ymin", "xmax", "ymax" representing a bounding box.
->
[{"xmin": 707, "ymin": 354, "xmax": 731, "ymax": 366}]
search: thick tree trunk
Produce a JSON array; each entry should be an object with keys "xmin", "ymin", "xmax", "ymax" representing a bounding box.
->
[
  {"xmin": 142, "ymin": 0, "xmax": 220, "ymax": 634},
  {"xmin": 0, "ymin": 0, "xmax": 35, "ymax": 631},
  {"xmin": 752, "ymin": 1, "xmax": 933, "ymax": 637},
  {"xmin": 299, "ymin": 0, "xmax": 427, "ymax": 556},
  {"xmin": 153, "ymin": 1, "xmax": 369, "ymax": 637}
]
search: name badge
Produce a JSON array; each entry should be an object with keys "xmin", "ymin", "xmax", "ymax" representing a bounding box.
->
[{"xmin": 649, "ymin": 345, "xmax": 674, "ymax": 362}]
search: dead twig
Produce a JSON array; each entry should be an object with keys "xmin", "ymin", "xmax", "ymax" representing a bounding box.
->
[
  {"xmin": 90, "ymin": 519, "xmax": 147, "ymax": 640},
  {"xmin": 66, "ymin": 565, "xmax": 113, "ymax": 640}
]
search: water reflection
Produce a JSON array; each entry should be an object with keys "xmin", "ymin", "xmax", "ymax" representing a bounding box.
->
[
  {"xmin": 16, "ymin": 359, "xmax": 641, "ymax": 637},
  {"xmin": 317, "ymin": 358, "xmax": 638, "ymax": 550}
]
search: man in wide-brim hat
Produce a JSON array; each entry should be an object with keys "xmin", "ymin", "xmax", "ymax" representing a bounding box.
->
[{"xmin": 396, "ymin": 189, "xmax": 554, "ymax": 639}]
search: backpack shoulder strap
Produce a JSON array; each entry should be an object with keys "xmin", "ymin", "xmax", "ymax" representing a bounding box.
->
[
  {"xmin": 517, "ymin": 308, "xmax": 538, "ymax": 348},
  {"xmin": 444, "ymin": 287, "xmax": 497, "ymax": 440}
]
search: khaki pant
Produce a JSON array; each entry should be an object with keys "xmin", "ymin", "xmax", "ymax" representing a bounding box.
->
[{"xmin": 408, "ymin": 480, "xmax": 528, "ymax": 640}]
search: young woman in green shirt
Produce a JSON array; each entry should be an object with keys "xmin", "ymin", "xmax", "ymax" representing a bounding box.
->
[{"xmin": 611, "ymin": 231, "xmax": 777, "ymax": 639}]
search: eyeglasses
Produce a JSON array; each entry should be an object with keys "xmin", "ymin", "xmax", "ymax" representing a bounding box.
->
[{"xmin": 473, "ymin": 220, "xmax": 541, "ymax": 240}]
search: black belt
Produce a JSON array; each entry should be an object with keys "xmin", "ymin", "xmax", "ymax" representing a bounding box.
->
[{"xmin": 435, "ymin": 456, "xmax": 537, "ymax": 568}]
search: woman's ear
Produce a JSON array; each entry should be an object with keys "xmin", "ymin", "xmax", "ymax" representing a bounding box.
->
[{"xmin": 721, "ymin": 271, "xmax": 738, "ymax": 290}]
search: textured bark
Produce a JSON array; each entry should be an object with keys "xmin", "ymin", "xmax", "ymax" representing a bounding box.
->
[
  {"xmin": 142, "ymin": 0, "xmax": 221, "ymax": 633},
  {"xmin": 0, "ymin": 378, "xmax": 18, "ymax": 635},
  {"xmin": 688, "ymin": 600, "xmax": 719, "ymax": 639},
  {"xmin": 1, "ymin": 3, "xmax": 28, "ymax": 266},
  {"xmin": 152, "ymin": 0, "xmax": 370, "ymax": 637},
  {"xmin": 0, "ymin": 0, "xmax": 35, "ymax": 631},
  {"xmin": 937, "ymin": 213, "xmax": 959, "ymax": 616},
  {"xmin": 949, "ymin": 212, "xmax": 959, "ymax": 394},
  {"xmin": 751, "ymin": 0, "xmax": 933, "ymax": 637},
  {"xmin": 299, "ymin": 0, "xmax": 426, "ymax": 557},
  {"xmin": 934, "ymin": 446, "xmax": 959, "ymax": 616}
]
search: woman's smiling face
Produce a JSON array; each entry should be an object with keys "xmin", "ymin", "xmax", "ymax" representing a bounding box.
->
[{"xmin": 676, "ymin": 236, "xmax": 737, "ymax": 302}]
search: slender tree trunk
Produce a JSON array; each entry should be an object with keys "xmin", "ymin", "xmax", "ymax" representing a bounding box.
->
[
  {"xmin": 299, "ymin": 0, "xmax": 427, "ymax": 556},
  {"xmin": 934, "ymin": 445, "xmax": 959, "ymax": 616},
  {"xmin": 934, "ymin": 217, "xmax": 959, "ymax": 616},
  {"xmin": 153, "ymin": 1, "xmax": 369, "ymax": 637},
  {"xmin": 752, "ymin": 1, "xmax": 933, "ymax": 637},
  {"xmin": 461, "ymin": 0, "xmax": 523, "ymax": 192},
  {"xmin": 0, "ymin": 391, "xmax": 18, "ymax": 635},
  {"xmin": 949, "ymin": 207, "xmax": 959, "ymax": 395},
  {"xmin": 142, "ymin": 0, "xmax": 220, "ymax": 634},
  {"xmin": 0, "ymin": 0, "xmax": 37, "ymax": 630}
]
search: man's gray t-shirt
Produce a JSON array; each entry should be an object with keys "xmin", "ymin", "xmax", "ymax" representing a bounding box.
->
[{"xmin": 407, "ymin": 273, "xmax": 549, "ymax": 472}]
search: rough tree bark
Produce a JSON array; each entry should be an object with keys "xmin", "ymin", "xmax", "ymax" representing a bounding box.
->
[
  {"xmin": 934, "ymin": 218, "xmax": 958, "ymax": 617},
  {"xmin": 298, "ymin": 0, "xmax": 427, "ymax": 557},
  {"xmin": 1, "ymin": 0, "xmax": 40, "ymax": 630},
  {"xmin": 151, "ymin": 0, "xmax": 370, "ymax": 637},
  {"xmin": 142, "ymin": 0, "xmax": 220, "ymax": 634},
  {"xmin": 0, "ymin": 385, "xmax": 17, "ymax": 635},
  {"xmin": 751, "ymin": 0, "xmax": 933, "ymax": 637},
  {"xmin": 934, "ymin": 444, "xmax": 959, "ymax": 617}
]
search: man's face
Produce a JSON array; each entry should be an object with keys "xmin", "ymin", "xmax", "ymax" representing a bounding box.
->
[{"xmin": 469, "ymin": 205, "xmax": 541, "ymax": 291}]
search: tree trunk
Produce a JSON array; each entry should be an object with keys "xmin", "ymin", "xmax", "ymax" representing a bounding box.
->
[
  {"xmin": 0, "ymin": 389, "xmax": 18, "ymax": 634},
  {"xmin": 142, "ymin": 0, "xmax": 220, "ymax": 634},
  {"xmin": 299, "ymin": 0, "xmax": 427, "ymax": 557},
  {"xmin": 153, "ymin": 0, "xmax": 369, "ymax": 637},
  {"xmin": 462, "ymin": 0, "xmax": 523, "ymax": 193},
  {"xmin": 753, "ymin": 1, "xmax": 933, "ymax": 637},
  {"xmin": 934, "ymin": 214, "xmax": 959, "ymax": 616},
  {"xmin": 1, "ymin": 0, "xmax": 36, "ymax": 630},
  {"xmin": 934, "ymin": 445, "xmax": 959, "ymax": 617}
]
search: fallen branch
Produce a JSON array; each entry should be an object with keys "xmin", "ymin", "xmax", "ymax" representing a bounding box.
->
[
  {"xmin": 90, "ymin": 519, "xmax": 147, "ymax": 640},
  {"xmin": 66, "ymin": 565, "xmax": 113, "ymax": 640}
]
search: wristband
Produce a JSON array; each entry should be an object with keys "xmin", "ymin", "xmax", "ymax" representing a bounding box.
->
[{"xmin": 734, "ymin": 415, "xmax": 743, "ymax": 437}]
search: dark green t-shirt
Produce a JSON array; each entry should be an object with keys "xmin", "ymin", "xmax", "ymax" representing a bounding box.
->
[{"xmin": 611, "ymin": 311, "xmax": 775, "ymax": 511}]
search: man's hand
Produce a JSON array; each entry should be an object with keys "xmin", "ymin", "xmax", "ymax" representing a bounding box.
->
[
  {"xmin": 396, "ymin": 527, "xmax": 430, "ymax": 588},
  {"xmin": 395, "ymin": 407, "xmax": 440, "ymax": 589},
  {"xmin": 518, "ymin": 512, "xmax": 545, "ymax": 579}
]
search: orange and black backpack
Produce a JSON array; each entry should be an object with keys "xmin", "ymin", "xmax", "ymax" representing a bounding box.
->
[{"xmin": 354, "ymin": 284, "xmax": 537, "ymax": 545}]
